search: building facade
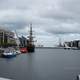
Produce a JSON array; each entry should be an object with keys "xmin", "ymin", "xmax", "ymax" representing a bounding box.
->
[
  {"xmin": 19, "ymin": 36, "xmax": 28, "ymax": 47},
  {"xmin": 64, "ymin": 40, "xmax": 80, "ymax": 49},
  {"xmin": 0, "ymin": 28, "xmax": 16, "ymax": 47}
]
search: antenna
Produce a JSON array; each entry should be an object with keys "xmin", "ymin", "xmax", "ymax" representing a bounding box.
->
[{"xmin": 27, "ymin": 23, "xmax": 34, "ymax": 45}]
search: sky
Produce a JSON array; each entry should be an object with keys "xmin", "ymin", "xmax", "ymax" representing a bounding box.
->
[{"xmin": 0, "ymin": 0, "xmax": 80, "ymax": 47}]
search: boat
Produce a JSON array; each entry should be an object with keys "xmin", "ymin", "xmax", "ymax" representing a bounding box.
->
[
  {"xmin": 2, "ymin": 48, "xmax": 17, "ymax": 58},
  {"xmin": 2, "ymin": 51, "xmax": 17, "ymax": 58},
  {"xmin": 16, "ymin": 50, "xmax": 21, "ymax": 54},
  {"xmin": 27, "ymin": 23, "xmax": 35, "ymax": 52},
  {"xmin": 20, "ymin": 47, "xmax": 28, "ymax": 53},
  {"xmin": 27, "ymin": 44, "xmax": 35, "ymax": 52}
]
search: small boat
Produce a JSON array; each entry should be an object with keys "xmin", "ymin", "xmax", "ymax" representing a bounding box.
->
[
  {"xmin": 20, "ymin": 47, "xmax": 28, "ymax": 53},
  {"xmin": 2, "ymin": 51, "xmax": 17, "ymax": 58},
  {"xmin": 2, "ymin": 49, "xmax": 17, "ymax": 58},
  {"xmin": 16, "ymin": 50, "xmax": 21, "ymax": 54}
]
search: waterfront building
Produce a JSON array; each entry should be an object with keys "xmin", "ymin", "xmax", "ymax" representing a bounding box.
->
[
  {"xmin": 19, "ymin": 36, "xmax": 27, "ymax": 47},
  {"xmin": 72, "ymin": 40, "xmax": 80, "ymax": 48},
  {"xmin": 64, "ymin": 40, "xmax": 80, "ymax": 49},
  {"xmin": 0, "ymin": 28, "xmax": 16, "ymax": 47}
]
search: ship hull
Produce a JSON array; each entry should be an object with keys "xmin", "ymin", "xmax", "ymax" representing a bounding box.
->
[
  {"xmin": 20, "ymin": 46, "xmax": 35, "ymax": 53},
  {"xmin": 2, "ymin": 54, "xmax": 16, "ymax": 58},
  {"xmin": 27, "ymin": 45, "xmax": 35, "ymax": 53},
  {"xmin": 20, "ymin": 48, "xmax": 28, "ymax": 53}
]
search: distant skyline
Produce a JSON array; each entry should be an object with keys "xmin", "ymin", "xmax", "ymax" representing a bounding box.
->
[{"xmin": 0, "ymin": 0, "xmax": 80, "ymax": 47}]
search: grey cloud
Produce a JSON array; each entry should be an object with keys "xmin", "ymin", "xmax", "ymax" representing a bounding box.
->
[
  {"xmin": 39, "ymin": 0, "xmax": 80, "ymax": 22},
  {"xmin": 45, "ymin": 22, "xmax": 80, "ymax": 34},
  {"xmin": 0, "ymin": 0, "xmax": 30, "ymax": 10},
  {"xmin": 0, "ymin": 0, "xmax": 80, "ymax": 46}
]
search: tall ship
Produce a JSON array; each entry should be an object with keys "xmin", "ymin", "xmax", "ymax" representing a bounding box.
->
[{"xmin": 27, "ymin": 23, "xmax": 35, "ymax": 52}]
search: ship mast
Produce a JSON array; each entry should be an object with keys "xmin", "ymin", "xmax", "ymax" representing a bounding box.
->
[
  {"xmin": 28, "ymin": 23, "xmax": 34, "ymax": 45},
  {"xmin": 27, "ymin": 23, "xmax": 35, "ymax": 52}
]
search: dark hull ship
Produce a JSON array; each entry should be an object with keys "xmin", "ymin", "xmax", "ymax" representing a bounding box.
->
[
  {"xmin": 27, "ymin": 44, "xmax": 35, "ymax": 52},
  {"xmin": 27, "ymin": 24, "xmax": 35, "ymax": 52}
]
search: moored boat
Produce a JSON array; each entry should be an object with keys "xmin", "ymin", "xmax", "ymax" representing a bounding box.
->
[
  {"xmin": 20, "ymin": 47, "xmax": 28, "ymax": 53},
  {"xmin": 16, "ymin": 50, "xmax": 21, "ymax": 54},
  {"xmin": 2, "ymin": 52, "xmax": 17, "ymax": 58},
  {"xmin": 27, "ymin": 44, "xmax": 35, "ymax": 52},
  {"xmin": 2, "ymin": 48, "xmax": 17, "ymax": 58}
]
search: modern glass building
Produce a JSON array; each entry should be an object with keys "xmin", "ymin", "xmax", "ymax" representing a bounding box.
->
[
  {"xmin": 19, "ymin": 36, "xmax": 27, "ymax": 47},
  {"xmin": 0, "ymin": 28, "xmax": 16, "ymax": 47}
]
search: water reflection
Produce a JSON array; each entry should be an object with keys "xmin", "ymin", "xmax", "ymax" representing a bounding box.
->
[{"xmin": 0, "ymin": 49, "xmax": 80, "ymax": 80}]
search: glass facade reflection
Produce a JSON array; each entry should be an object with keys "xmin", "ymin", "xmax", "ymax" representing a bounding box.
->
[{"xmin": 0, "ymin": 29, "xmax": 16, "ymax": 47}]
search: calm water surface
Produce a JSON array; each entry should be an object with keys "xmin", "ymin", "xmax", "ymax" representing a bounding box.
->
[{"xmin": 0, "ymin": 48, "xmax": 80, "ymax": 80}]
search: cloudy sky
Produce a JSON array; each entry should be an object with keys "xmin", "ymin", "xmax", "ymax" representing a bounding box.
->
[{"xmin": 0, "ymin": 0, "xmax": 80, "ymax": 47}]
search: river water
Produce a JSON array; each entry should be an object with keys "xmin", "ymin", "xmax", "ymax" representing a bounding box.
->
[{"xmin": 0, "ymin": 48, "xmax": 80, "ymax": 80}]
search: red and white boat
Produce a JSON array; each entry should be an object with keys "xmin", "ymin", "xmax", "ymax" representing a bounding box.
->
[{"xmin": 20, "ymin": 47, "xmax": 28, "ymax": 53}]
